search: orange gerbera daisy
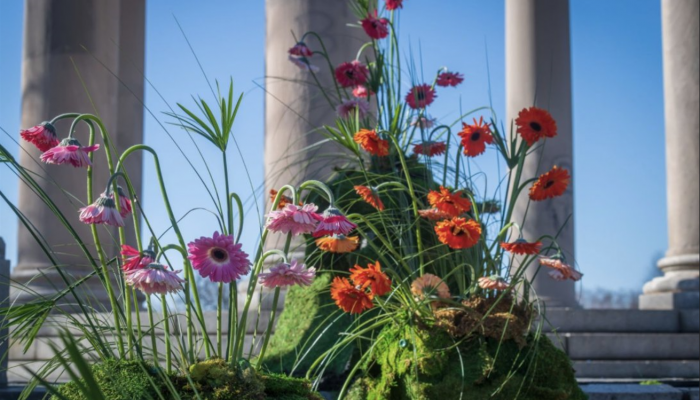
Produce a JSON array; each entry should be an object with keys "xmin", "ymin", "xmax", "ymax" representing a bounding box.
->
[
  {"xmin": 458, "ymin": 117, "xmax": 493, "ymax": 157},
  {"xmin": 427, "ymin": 186, "xmax": 472, "ymax": 218},
  {"xmin": 515, "ymin": 107, "xmax": 558, "ymax": 146},
  {"xmin": 354, "ymin": 185, "xmax": 385, "ymax": 211},
  {"xmin": 269, "ymin": 189, "xmax": 293, "ymax": 210},
  {"xmin": 500, "ymin": 239, "xmax": 542, "ymax": 255},
  {"xmin": 330, "ymin": 277, "xmax": 374, "ymax": 314},
  {"xmin": 354, "ymin": 129, "xmax": 390, "ymax": 157},
  {"xmin": 435, "ymin": 217, "xmax": 482, "ymax": 250},
  {"xmin": 418, "ymin": 208, "xmax": 453, "ymax": 221},
  {"xmin": 529, "ymin": 166, "xmax": 571, "ymax": 201},
  {"xmin": 315, "ymin": 235, "xmax": 360, "ymax": 253},
  {"xmin": 350, "ymin": 261, "xmax": 392, "ymax": 296},
  {"xmin": 411, "ymin": 273, "xmax": 451, "ymax": 300}
]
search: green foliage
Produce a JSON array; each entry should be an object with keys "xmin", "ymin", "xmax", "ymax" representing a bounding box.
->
[
  {"xmin": 346, "ymin": 323, "xmax": 587, "ymax": 400},
  {"xmin": 640, "ymin": 380, "xmax": 663, "ymax": 386},
  {"xmin": 52, "ymin": 360, "xmax": 161, "ymax": 400}
]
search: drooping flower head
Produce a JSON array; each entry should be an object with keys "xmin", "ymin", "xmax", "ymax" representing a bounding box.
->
[
  {"xmin": 354, "ymin": 185, "xmax": 385, "ymax": 211},
  {"xmin": 259, "ymin": 260, "xmax": 316, "ymax": 288},
  {"xmin": 411, "ymin": 273, "xmax": 451, "ymax": 303},
  {"xmin": 20, "ymin": 122, "xmax": 59, "ymax": 152},
  {"xmin": 427, "ymin": 186, "xmax": 472, "ymax": 217},
  {"xmin": 418, "ymin": 208, "xmax": 453, "ymax": 221},
  {"xmin": 104, "ymin": 186, "xmax": 133, "ymax": 218},
  {"xmin": 288, "ymin": 42, "xmax": 313, "ymax": 57},
  {"xmin": 459, "ymin": 117, "xmax": 493, "ymax": 157},
  {"xmin": 335, "ymin": 60, "xmax": 369, "ymax": 88},
  {"xmin": 529, "ymin": 166, "xmax": 570, "ymax": 201},
  {"xmin": 478, "ymin": 276, "xmax": 510, "ymax": 291},
  {"xmin": 120, "ymin": 244, "xmax": 155, "ymax": 272},
  {"xmin": 385, "ymin": 0, "xmax": 404, "ymax": 10},
  {"xmin": 413, "ymin": 141, "xmax": 447, "ymax": 157},
  {"xmin": 331, "ymin": 277, "xmax": 374, "ymax": 314},
  {"xmin": 361, "ymin": 12, "xmax": 390, "ymax": 40},
  {"xmin": 540, "ymin": 256, "xmax": 583, "ymax": 282},
  {"xmin": 500, "ymin": 239, "xmax": 542, "ymax": 255},
  {"xmin": 435, "ymin": 217, "xmax": 482, "ymax": 250},
  {"xmin": 316, "ymin": 235, "xmax": 360, "ymax": 254},
  {"xmin": 125, "ymin": 263, "xmax": 185, "ymax": 295},
  {"xmin": 337, "ymin": 98, "xmax": 371, "ymax": 119},
  {"xmin": 314, "ymin": 207, "xmax": 357, "ymax": 238},
  {"xmin": 350, "ymin": 261, "xmax": 392, "ymax": 296},
  {"xmin": 78, "ymin": 194, "xmax": 125, "ymax": 227},
  {"xmin": 437, "ymin": 71, "xmax": 464, "ymax": 87},
  {"xmin": 288, "ymin": 55, "xmax": 320, "ymax": 72},
  {"xmin": 354, "ymin": 129, "xmax": 389, "ymax": 156},
  {"xmin": 40, "ymin": 137, "xmax": 100, "ymax": 168},
  {"xmin": 187, "ymin": 232, "xmax": 251, "ymax": 283},
  {"xmin": 270, "ymin": 189, "xmax": 294, "ymax": 210},
  {"xmin": 516, "ymin": 107, "xmax": 558, "ymax": 146},
  {"xmin": 409, "ymin": 115, "xmax": 437, "ymax": 129},
  {"xmin": 352, "ymin": 85, "xmax": 373, "ymax": 98},
  {"xmin": 406, "ymin": 84, "xmax": 437, "ymax": 109},
  {"xmin": 266, "ymin": 203, "xmax": 323, "ymax": 236}
]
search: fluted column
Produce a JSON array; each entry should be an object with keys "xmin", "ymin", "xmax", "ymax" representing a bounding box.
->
[
  {"xmin": 11, "ymin": 0, "xmax": 145, "ymax": 308},
  {"xmin": 264, "ymin": 0, "xmax": 363, "ymax": 255},
  {"xmin": 640, "ymin": 0, "xmax": 699, "ymax": 310},
  {"xmin": 506, "ymin": 0, "xmax": 577, "ymax": 307}
]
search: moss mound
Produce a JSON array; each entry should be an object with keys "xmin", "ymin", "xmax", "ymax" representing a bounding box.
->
[
  {"xmin": 52, "ymin": 358, "xmax": 323, "ymax": 400},
  {"xmin": 345, "ymin": 322, "xmax": 587, "ymax": 400}
]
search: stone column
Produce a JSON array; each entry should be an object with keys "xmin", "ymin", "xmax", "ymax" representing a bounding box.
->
[
  {"xmin": 640, "ymin": 0, "xmax": 699, "ymax": 310},
  {"xmin": 11, "ymin": 0, "xmax": 145, "ymax": 308},
  {"xmin": 264, "ymin": 0, "xmax": 363, "ymax": 255},
  {"xmin": 506, "ymin": 0, "xmax": 577, "ymax": 307}
]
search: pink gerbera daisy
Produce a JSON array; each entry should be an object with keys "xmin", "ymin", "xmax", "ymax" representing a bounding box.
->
[
  {"xmin": 288, "ymin": 42, "xmax": 313, "ymax": 57},
  {"xmin": 336, "ymin": 98, "xmax": 371, "ymax": 119},
  {"xmin": 385, "ymin": 0, "xmax": 404, "ymax": 10},
  {"xmin": 111, "ymin": 186, "xmax": 133, "ymax": 218},
  {"xmin": 78, "ymin": 194, "xmax": 125, "ymax": 227},
  {"xmin": 187, "ymin": 232, "xmax": 251, "ymax": 283},
  {"xmin": 120, "ymin": 244, "xmax": 155, "ymax": 272},
  {"xmin": 361, "ymin": 12, "xmax": 390, "ymax": 40},
  {"xmin": 125, "ymin": 263, "xmax": 184, "ymax": 295},
  {"xmin": 40, "ymin": 138, "xmax": 100, "ymax": 168},
  {"xmin": 437, "ymin": 71, "xmax": 464, "ymax": 87},
  {"xmin": 478, "ymin": 275, "xmax": 510, "ymax": 291},
  {"xmin": 259, "ymin": 260, "xmax": 316, "ymax": 288},
  {"xmin": 335, "ymin": 61, "xmax": 369, "ymax": 88},
  {"xmin": 266, "ymin": 203, "xmax": 323, "ymax": 236},
  {"xmin": 540, "ymin": 256, "xmax": 583, "ymax": 282},
  {"xmin": 313, "ymin": 207, "xmax": 357, "ymax": 238},
  {"xmin": 406, "ymin": 84, "xmax": 437, "ymax": 109},
  {"xmin": 409, "ymin": 115, "xmax": 437, "ymax": 129},
  {"xmin": 352, "ymin": 85, "xmax": 373, "ymax": 98},
  {"xmin": 20, "ymin": 122, "xmax": 59, "ymax": 152},
  {"xmin": 289, "ymin": 55, "xmax": 320, "ymax": 73}
]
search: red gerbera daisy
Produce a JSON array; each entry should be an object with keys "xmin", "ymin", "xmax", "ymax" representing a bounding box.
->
[
  {"xmin": 355, "ymin": 185, "xmax": 385, "ymax": 211},
  {"xmin": 435, "ymin": 217, "xmax": 482, "ymax": 250},
  {"xmin": 361, "ymin": 12, "xmax": 390, "ymax": 40},
  {"xmin": 350, "ymin": 261, "xmax": 392, "ymax": 296},
  {"xmin": 436, "ymin": 71, "xmax": 464, "ymax": 87},
  {"xmin": 515, "ymin": 107, "xmax": 558, "ymax": 146},
  {"xmin": 385, "ymin": 0, "xmax": 404, "ymax": 10},
  {"xmin": 354, "ymin": 129, "xmax": 390, "ymax": 157},
  {"xmin": 335, "ymin": 61, "xmax": 369, "ymax": 88},
  {"xmin": 529, "ymin": 166, "xmax": 571, "ymax": 201},
  {"xmin": 406, "ymin": 84, "xmax": 437, "ymax": 109},
  {"xmin": 288, "ymin": 42, "xmax": 313, "ymax": 58},
  {"xmin": 20, "ymin": 122, "xmax": 59, "ymax": 152},
  {"xmin": 459, "ymin": 117, "xmax": 493, "ymax": 157},
  {"xmin": 427, "ymin": 186, "xmax": 472, "ymax": 218},
  {"xmin": 331, "ymin": 277, "xmax": 375, "ymax": 314},
  {"xmin": 500, "ymin": 239, "xmax": 542, "ymax": 255},
  {"xmin": 413, "ymin": 141, "xmax": 447, "ymax": 157}
]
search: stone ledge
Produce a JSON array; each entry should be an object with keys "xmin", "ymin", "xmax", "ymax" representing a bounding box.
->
[
  {"xmin": 581, "ymin": 384, "xmax": 684, "ymax": 400},
  {"xmin": 546, "ymin": 309, "xmax": 682, "ymax": 333},
  {"xmin": 567, "ymin": 333, "xmax": 700, "ymax": 360},
  {"xmin": 574, "ymin": 360, "xmax": 700, "ymax": 380}
]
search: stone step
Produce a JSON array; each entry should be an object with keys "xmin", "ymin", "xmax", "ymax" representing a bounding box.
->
[
  {"xmin": 561, "ymin": 333, "xmax": 700, "ymax": 360},
  {"xmin": 581, "ymin": 384, "xmax": 699, "ymax": 400},
  {"xmin": 574, "ymin": 360, "xmax": 700, "ymax": 380},
  {"xmin": 545, "ymin": 309, "xmax": 700, "ymax": 333}
]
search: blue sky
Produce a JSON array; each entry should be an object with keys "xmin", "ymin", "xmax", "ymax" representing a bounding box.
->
[{"xmin": 0, "ymin": 0, "xmax": 667, "ymax": 294}]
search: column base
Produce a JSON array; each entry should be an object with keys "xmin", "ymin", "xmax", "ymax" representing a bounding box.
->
[{"xmin": 639, "ymin": 255, "xmax": 699, "ymax": 310}]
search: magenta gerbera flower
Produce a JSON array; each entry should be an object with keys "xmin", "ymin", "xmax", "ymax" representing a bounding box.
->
[
  {"xmin": 361, "ymin": 12, "xmax": 390, "ymax": 40},
  {"xmin": 112, "ymin": 186, "xmax": 133, "ymax": 218},
  {"xmin": 20, "ymin": 122, "xmax": 59, "ymax": 152},
  {"xmin": 313, "ymin": 207, "xmax": 357, "ymax": 238},
  {"xmin": 409, "ymin": 115, "xmax": 437, "ymax": 129},
  {"xmin": 40, "ymin": 137, "xmax": 99, "ymax": 168},
  {"xmin": 288, "ymin": 42, "xmax": 313, "ymax": 58},
  {"xmin": 386, "ymin": 0, "xmax": 404, "ymax": 10},
  {"xmin": 406, "ymin": 84, "xmax": 437, "ymax": 109},
  {"xmin": 120, "ymin": 244, "xmax": 155, "ymax": 272},
  {"xmin": 336, "ymin": 99, "xmax": 371, "ymax": 119},
  {"xmin": 78, "ymin": 194, "xmax": 125, "ymax": 227},
  {"xmin": 289, "ymin": 55, "xmax": 320, "ymax": 73},
  {"xmin": 259, "ymin": 260, "xmax": 316, "ymax": 288},
  {"xmin": 266, "ymin": 203, "xmax": 323, "ymax": 236},
  {"xmin": 335, "ymin": 61, "xmax": 369, "ymax": 88},
  {"xmin": 125, "ymin": 263, "xmax": 184, "ymax": 295},
  {"xmin": 187, "ymin": 232, "xmax": 251, "ymax": 283},
  {"xmin": 352, "ymin": 85, "xmax": 372, "ymax": 98},
  {"xmin": 437, "ymin": 71, "xmax": 464, "ymax": 87}
]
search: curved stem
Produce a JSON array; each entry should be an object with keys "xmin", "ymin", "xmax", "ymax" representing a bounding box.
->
[{"xmin": 161, "ymin": 294, "xmax": 172, "ymax": 374}]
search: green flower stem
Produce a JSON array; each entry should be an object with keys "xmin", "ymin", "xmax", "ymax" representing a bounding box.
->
[
  {"xmin": 298, "ymin": 180, "xmax": 335, "ymax": 205},
  {"xmin": 217, "ymin": 282, "xmax": 223, "ymax": 357},
  {"xmin": 226, "ymin": 281, "xmax": 238, "ymax": 362},
  {"xmin": 116, "ymin": 145, "xmax": 211, "ymax": 360},
  {"xmin": 146, "ymin": 296, "xmax": 159, "ymax": 366},
  {"xmin": 161, "ymin": 294, "xmax": 172, "ymax": 374},
  {"xmin": 229, "ymin": 193, "xmax": 245, "ymax": 244}
]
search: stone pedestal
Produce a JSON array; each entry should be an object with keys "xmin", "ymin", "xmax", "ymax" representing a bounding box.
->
[
  {"xmin": 505, "ymin": 0, "xmax": 578, "ymax": 307},
  {"xmin": 10, "ymin": 0, "xmax": 145, "ymax": 308},
  {"xmin": 640, "ymin": 0, "xmax": 699, "ymax": 310}
]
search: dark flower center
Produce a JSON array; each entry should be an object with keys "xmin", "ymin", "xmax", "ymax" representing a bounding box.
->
[
  {"xmin": 544, "ymin": 180, "xmax": 555, "ymax": 189},
  {"xmin": 211, "ymin": 248, "xmax": 228, "ymax": 262},
  {"xmin": 530, "ymin": 122, "xmax": 542, "ymax": 132},
  {"xmin": 452, "ymin": 227, "xmax": 464, "ymax": 236},
  {"xmin": 471, "ymin": 132, "xmax": 481, "ymax": 141},
  {"xmin": 416, "ymin": 90, "xmax": 426, "ymax": 101}
]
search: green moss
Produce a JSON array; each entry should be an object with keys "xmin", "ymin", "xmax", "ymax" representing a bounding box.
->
[
  {"xmin": 52, "ymin": 358, "xmax": 323, "ymax": 400},
  {"xmin": 346, "ymin": 323, "xmax": 587, "ymax": 400}
]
